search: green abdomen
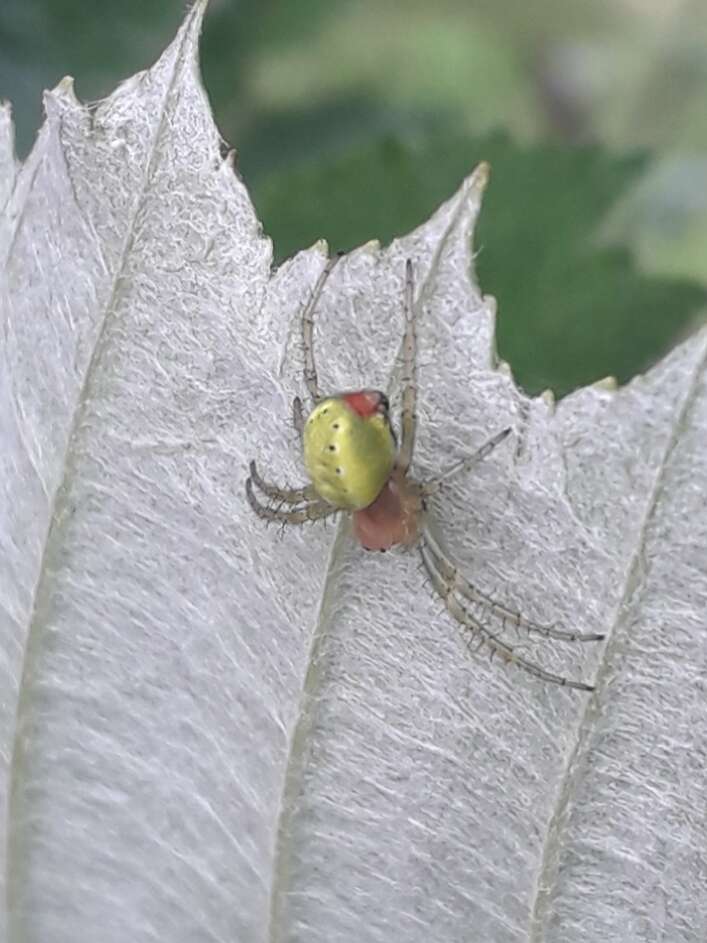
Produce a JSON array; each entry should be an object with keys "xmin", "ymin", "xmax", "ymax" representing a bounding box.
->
[{"xmin": 303, "ymin": 397, "xmax": 396, "ymax": 510}]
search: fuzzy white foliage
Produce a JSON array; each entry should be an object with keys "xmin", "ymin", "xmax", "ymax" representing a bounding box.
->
[{"xmin": 1, "ymin": 3, "xmax": 706, "ymax": 941}]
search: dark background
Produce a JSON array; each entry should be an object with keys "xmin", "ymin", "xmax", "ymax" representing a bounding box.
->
[{"xmin": 2, "ymin": 0, "xmax": 706, "ymax": 396}]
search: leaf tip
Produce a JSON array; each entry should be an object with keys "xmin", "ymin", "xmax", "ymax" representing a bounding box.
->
[
  {"xmin": 187, "ymin": 0, "xmax": 210, "ymax": 43},
  {"xmin": 186, "ymin": 0, "xmax": 210, "ymax": 28},
  {"xmin": 168, "ymin": 0, "xmax": 209, "ymax": 74},
  {"xmin": 456, "ymin": 160, "xmax": 491, "ymax": 253},
  {"xmin": 43, "ymin": 76, "xmax": 79, "ymax": 115},
  {"xmin": 459, "ymin": 160, "xmax": 491, "ymax": 206},
  {"xmin": 0, "ymin": 99, "xmax": 16, "ymax": 171},
  {"xmin": 55, "ymin": 75, "xmax": 75, "ymax": 94},
  {"xmin": 472, "ymin": 160, "xmax": 491, "ymax": 191}
]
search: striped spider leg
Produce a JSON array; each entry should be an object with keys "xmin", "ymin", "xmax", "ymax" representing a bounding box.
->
[
  {"xmin": 390, "ymin": 266, "xmax": 603, "ymax": 690},
  {"xmin": 246, "ymin": 256, "xmax": 344, "ymax": 528},
  {"xmin": 396, "ymin": 276, "xmax": 602, "ymax": 689},
  {"xmin": 418, "ymin": 528, "xmax": 603, "ymax": 691},
  {"xmin": 291, "ymin": 254, "xmax": 342, "ymax": 437},
  {"xmin": 246, "ymin": 254, "xmax": 603, "ymax": 690}
]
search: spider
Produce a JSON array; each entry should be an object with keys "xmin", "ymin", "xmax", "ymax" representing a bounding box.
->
[{"xmin": 246, "ymin": 255, "xmax": 603, "ymax": 691}]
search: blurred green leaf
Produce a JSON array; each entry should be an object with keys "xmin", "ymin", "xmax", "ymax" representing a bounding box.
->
[
  {"xmin": 235, "ymin": 95, "xmax": 433, "ymax": 179},
  {"xmin": 252, "ymin": 132, "xmax": 707, "ymax": 397}
]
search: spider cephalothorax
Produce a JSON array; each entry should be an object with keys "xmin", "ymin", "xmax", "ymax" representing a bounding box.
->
[{"xmin": 246, "ymin": 255, "xmax": 603, "ymax": 690}]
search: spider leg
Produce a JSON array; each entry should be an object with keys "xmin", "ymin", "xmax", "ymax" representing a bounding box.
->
[
  {"xmin": 292, "ymin": 396, "xmax": 305, "ymax": 438},
  {"xmin": 419, "ymin": 529, "xmax": 596, "ymax": 691},
  {"xmin": 248, "ymin": 460, "xmax": 317, "ymax": 504},
  {"xmin": 396, "ymin": 258, "xmax": 417, "ymax": 475},
  {"xmin": 421, "ymin": 528, "xmax": 604, "ymax": 643},
  {"xmin": 421, "ymin": 427, "xmax": 512, "ymax": 496},
  {"xmin": 248, "ymin": 463, "xmax": 316, "ymax": 507},
  {"xmin": 246, "ymin": 476, "xmax": 339, "ymax": 525},
  {"xmin": 302, "ymin": 254, "xmax": 341, "ymax": 405}
]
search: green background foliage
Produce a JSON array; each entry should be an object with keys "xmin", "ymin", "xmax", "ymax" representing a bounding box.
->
[{"xmin": 2, "ymin": 0, "xmax": 706, "ymax": 396}]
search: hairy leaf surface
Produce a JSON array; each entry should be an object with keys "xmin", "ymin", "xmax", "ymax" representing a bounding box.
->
[{"xmin": 1, "ymin": 4, "xmax": 705, "ymax": 942}]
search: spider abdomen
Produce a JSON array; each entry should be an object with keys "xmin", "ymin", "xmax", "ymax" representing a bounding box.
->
[{"xmin": 303, "ymin": 393, "xmax": 396, "ymax": 510}]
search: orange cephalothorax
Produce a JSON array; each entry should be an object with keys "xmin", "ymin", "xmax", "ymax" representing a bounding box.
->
[{"xmin": 352, "ymin": 467, "xmax": 422, "ymax": 551}]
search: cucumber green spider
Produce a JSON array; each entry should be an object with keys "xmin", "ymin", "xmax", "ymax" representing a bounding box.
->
[{"xmin": 246, "ymin": 256, "xmax": 603, "ymax": 691}]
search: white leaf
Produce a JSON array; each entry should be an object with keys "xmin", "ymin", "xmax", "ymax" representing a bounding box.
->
[{"xmin": 1, "ymin": 4, "xmax": 706, "ymax": 942}]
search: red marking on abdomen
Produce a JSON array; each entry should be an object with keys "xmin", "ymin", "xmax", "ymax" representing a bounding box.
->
[{"xmin": 342, "ymin": 390, "xmax": 381, "ymax": 418}]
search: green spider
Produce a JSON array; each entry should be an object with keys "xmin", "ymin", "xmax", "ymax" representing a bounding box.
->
[{"xmin": 246, "ymin": 255, "xmax": 603, "ymax": 691}]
